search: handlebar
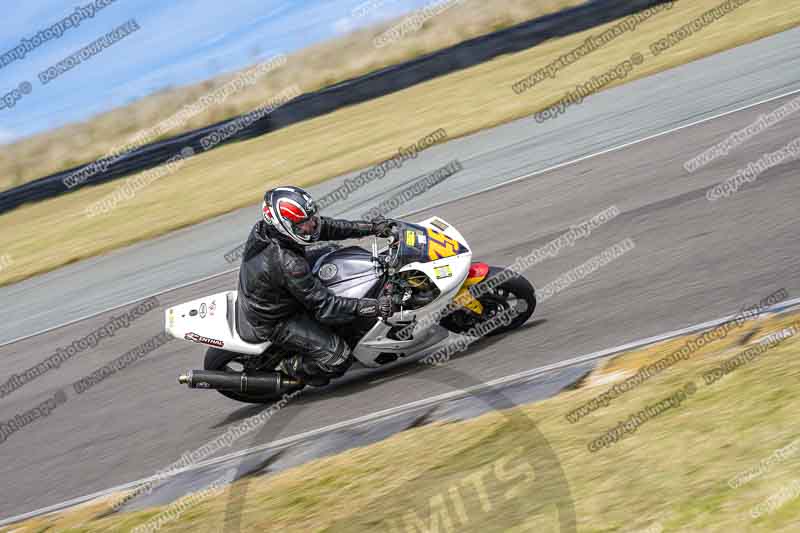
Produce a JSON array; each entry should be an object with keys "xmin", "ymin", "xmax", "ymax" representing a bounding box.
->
[{"xmin": 371, "ymin": 219, "xmax": 403, "ymax": 271}]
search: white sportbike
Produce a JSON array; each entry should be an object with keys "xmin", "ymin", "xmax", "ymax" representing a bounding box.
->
[{"xmin": 166, "ymin": 217, "xmax": 536, "ymax": 403}]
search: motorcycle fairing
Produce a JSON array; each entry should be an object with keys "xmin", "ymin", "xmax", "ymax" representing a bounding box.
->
[
  {"xmin": 351, "ymin": 217, "xmax": 472, "ymax": 367},
  {"xmin": 394, "ymin": 221, "xmax": 469, "ymax": 268},
  {"xmin": 165, "ymin": 291, "xmax": 270, "ymax": 355}
]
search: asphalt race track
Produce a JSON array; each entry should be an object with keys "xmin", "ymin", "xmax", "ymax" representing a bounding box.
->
[
  {"xmin": 1, "ymin": 31, "xmax": 799, "ymax": 519},
  {"xmin": 1, "ymin": 27, "xmax": 799, "ymax": 345}
]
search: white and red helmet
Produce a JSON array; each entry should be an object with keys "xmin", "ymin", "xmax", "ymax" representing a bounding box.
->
[{"xmin": 262, "ymin": 186, "xmax": 321, "ymax": 246}]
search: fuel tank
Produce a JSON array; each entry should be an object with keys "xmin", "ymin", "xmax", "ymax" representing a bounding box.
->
[{"xmin": 311, "ymin": 246, "xmax": 382, "ymax": 299}]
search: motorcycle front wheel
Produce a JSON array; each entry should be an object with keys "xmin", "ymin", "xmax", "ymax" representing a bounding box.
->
[{"xmin": 439, "ymin": 266, "xmax": 536, "ymax": 337}]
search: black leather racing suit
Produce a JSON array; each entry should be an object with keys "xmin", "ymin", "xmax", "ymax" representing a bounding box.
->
[{"xmin": 235, "ymin": 217, "xmax": 381, "ymax": 380}]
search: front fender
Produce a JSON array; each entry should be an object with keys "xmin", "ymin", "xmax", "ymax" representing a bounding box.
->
[{"xmin": 452, "ymin": 262, "xmax": 489, "ymax": 314}]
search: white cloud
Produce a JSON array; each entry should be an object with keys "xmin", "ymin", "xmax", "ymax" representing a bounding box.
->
[
  {"xmin": 5, "ymin": 0, "xmax": 436, "ymax": 138},
  {"xmin": 0, "ymin": 128, "xmax": 17, "ymax": 145},
  {"xmin": 333, "ymin": 17, "xmax": 354, "ymax": 34}
]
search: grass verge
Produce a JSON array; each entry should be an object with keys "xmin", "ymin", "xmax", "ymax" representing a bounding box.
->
[
  {"xmin": 6, "ymin": 310, "xmax": 800, "ymax": 532},
  {"xmin": 0, "ymin": 0, "xmax": 583, "ymax": 190},
  {"xmin": 1, "ymin": 0, "xmax": 799, "ymax": 288}
]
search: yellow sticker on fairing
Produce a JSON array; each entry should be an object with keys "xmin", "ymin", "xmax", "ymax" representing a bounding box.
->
[
  {"xmin": 434, "ymin": 265, "xmax": 453, "ymax": 279},
  {"xmin": 405, "ymin": 230, "xmax": 416, "ymax": 246}
]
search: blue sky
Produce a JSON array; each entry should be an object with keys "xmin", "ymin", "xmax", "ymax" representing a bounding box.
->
[{"xmin": 0, "ymin": 0, "xmax": 432, "ymax": 143}]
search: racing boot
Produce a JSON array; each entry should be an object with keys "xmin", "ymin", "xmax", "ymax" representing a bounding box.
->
[{"xmin": 279, "ymin": 354, "xmax": 331, "ymax": 387}]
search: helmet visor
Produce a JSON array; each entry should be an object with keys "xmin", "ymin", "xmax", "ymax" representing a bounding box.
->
[
  {"xmin": 273, "ymin": 193, "xmax": 321, "ymax": 244},
  {"xmin": 290, "ymin": 213, "xmax": 321, "ymax": 241}
]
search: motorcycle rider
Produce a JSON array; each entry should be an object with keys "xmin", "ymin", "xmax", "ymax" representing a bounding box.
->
[{"xmin": 236, "ymin": 186, "xmax": 396, "ymax": 387}]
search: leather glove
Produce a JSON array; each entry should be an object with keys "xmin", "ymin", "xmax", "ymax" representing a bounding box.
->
[
  {"xmin": 356, "ymin": 298, "xmax": 380, "ymax": 317},
  {"xmin": 354, "ymin": 296, "xmax": 394, "ymax": 318},
  {"xmin": 371, "ymin": 216, "xmax": 396, "ymax": 238}
]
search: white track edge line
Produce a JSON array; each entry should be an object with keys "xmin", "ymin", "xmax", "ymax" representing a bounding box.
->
[
  {"xmin": 4, "ymin": 87, "xmax": 798, "ymax": 349},
  {"xmin": 398, "ymin": 86, "xmax": 800, "ymax": 219},
  {"xmin": 4, "ymin": 295, "xmax": 799, "ymax": 526}
]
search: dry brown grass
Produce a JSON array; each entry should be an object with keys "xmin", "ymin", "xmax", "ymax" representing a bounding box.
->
[
  {"xmin": 0, "ymin": 0, "xmax": 798, "ymax": 288},
  {"xmin": 0, "ymin": 0, "xmax": 582, "ymax": 191}
]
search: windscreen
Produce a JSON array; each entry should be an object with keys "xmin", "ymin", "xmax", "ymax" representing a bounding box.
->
[{"xmin": 395, "ymin": 222, "xmax": 469, "ymax": 268}]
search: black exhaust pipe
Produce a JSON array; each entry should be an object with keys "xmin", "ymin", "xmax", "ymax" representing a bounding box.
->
[{"xmin": 177, "ymin": 370, "xmax": 302, "ymax": 395}]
